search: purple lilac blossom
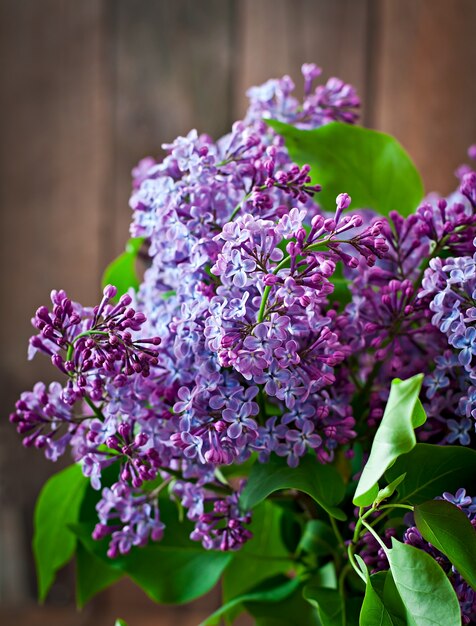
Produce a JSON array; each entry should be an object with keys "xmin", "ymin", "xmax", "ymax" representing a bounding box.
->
[{"xmin": 10, "ymin": 64, "xmax": 476, "ymax": 560}]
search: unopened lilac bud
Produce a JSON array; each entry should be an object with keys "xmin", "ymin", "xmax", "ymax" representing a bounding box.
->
[
  {"xmin": 311, "ymin": 215, "xmax": 324, "ymax": 229},
  {"xmin": 119, "ymin": 293, "xmax": 133, "ymax": 306},
  {"xmin": 106, "ymin": 435, "xmax": 120, "ymax": 450},
  {"xmin": 286, "ymin": 242, "xmax": 296, "ymax": 256},
  {"xmin": 336, "ymin": 193, "xmax": 351, "ymax": 210},
  {"xmin": 324, "ymin": 218, "xmax": 336, "ymax": 231},
  {"xmin": 264, "ymin": 274, "xmax": 279, "ymax": 286},
  {"xmin": 103, "ymin": 284, "xmax": 118, "ymax": 299}
]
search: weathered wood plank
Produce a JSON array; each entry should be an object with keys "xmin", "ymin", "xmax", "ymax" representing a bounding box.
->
[
  {"xmin": 372, "ymin": 0, "xmax": 476, "ymax": 195},
  {"xmin": 0, "ymin": 0, "xmax": 112, "ymax": 601},
  {"xmin": 111, "ymin": 0, "xmax": 236, "ymax": 257},
  {"xmin": 234, "ymin": 0, "xmax": 370, "ymax": 120}
]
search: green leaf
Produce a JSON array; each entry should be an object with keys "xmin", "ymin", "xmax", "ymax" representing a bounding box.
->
[
  {"xmin": 76, "ymin": 541, "xmax": 123, "ymax": 608},
  {"xmin": 298, "ymin": 519, "xmax": 337, "ymax": 558},
  {"xmin": 414, "ymin": 499, "xmax": 476, "ymax": 590},
  {"xmin": 200, "ymin": 575, "xmax": 299, "ymax": 626},
  {"xmin": 387, "ymin": 539, "xmax": 461, "ymax": 626},
  {"xmin": 102, "ymin": 237, "xmax": 144, "ymax": 298},
  {"xmin": 240, "ymin": 454, "xmax": 346, "ymax": 520},
  {"xmin": 280, "ymin": 509, "xmax": 303, "ymax": 554},
  {"xmin": 267, "ymin": 120, "xmax": 424, "ymax": 216},
  {"xmin": 222, "ymin": 502, "xmax": 293, "ymax": 623},
  {"xmin": 115, "ymin": 620, "xmax": 128, "ymax": 626},
  {"xmin": 303, "ymin": 586, "xmax": 344, "ymax": 626},
  {"xmin": 33, "ymin": 464, "xmax": 88, "ymax": 602},
  {"xmin": 356, "ymin": 558, "xmax": 406, "ymax": 626},
  {"xmin": 353, "ymin": 375, "xmax": 425, "ymax": 507},
  {"xmin": 383, "ymin": 571, "xmax": 415, "ymax": 626},
  {"xmin": 72, "ymin": 498, "xmax": 233, "ymax": 604},
  {"xmin": 374, "ymin": 474, "xmax": 407, "ymax": 508},
  {"xmin": 246, "ymin": 584, "xmax": 321, "ymax": 626},
  {"xmin": 386, "ymin": 444, "xmax": 476, "ymax": 505}
]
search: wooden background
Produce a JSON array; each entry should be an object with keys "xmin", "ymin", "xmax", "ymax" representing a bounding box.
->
[{"xmin": 0, "ymin": 1, "xmax": 475, "ymax": 624}]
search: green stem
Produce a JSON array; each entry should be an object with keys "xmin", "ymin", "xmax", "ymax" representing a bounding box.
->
[
  {"xmin": 361, "ymin": 519, "xmax": 388, "ymax": 554},
  {"xmin": 368, "ymin": 503, "xmax": 414, "ymax": 529},
  {"xmin": 148, "ymin": 476, "xmax": 173, "ymax": 499},
  {"xmin": 329, "ymin": 515, "xmax": 345, "ymax": 552},
  {"xmin": 66, "ymin": 329, "xmax": 110, "ymax": 361},
  {"xmin": 347, "ymin": 543, "xmax": 366, "ymax": 583},
  {"xmin": 230, "ymin": 191, "xmax": 252, "ymax": 220},
  {"xmin": 338, "ymin": 563, "xmax": 351, "ymax": 624},
  {"xmin": 157, "ymin": 466, "xmax": 231, "ymax": 495},
  {"xmin": 377, "ymin": 503, "xmax": 413, "ymax": 513},
  {"xmin": 84, "ymin": 396, "xmax": 105, "ymax": 420}
]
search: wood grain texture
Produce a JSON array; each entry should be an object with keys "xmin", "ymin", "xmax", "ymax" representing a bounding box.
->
[
  {"xmin": 111, "ymin": 0, "xmax": 236, "ymax": 259},
  {"xmin": 372, "ymin": 0, "xmax": 476, "ymax": 194},
  {"xmin": 0, "ymin": 0, "xmax": 112, "ymax": 602},
  {"xmin": 234, "ymin": 0, "xmax": 370, "ymax": 120}
]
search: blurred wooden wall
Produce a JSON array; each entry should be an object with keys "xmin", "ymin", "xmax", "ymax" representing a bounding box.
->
[{"xmin": 0, "ymin": 0, "xmax": 475, "ymax": 624}]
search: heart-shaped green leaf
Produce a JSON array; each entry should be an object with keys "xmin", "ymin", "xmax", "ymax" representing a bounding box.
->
[
  {"xmin": 33, "ymin": 464, "xmax": 88, "ymax": 601},
  {"xmin": 356, "ymin": 558, "xmax": 407, "ymax": 626},
  {"xmin": 387, "ymin": 539, "xmax": 461, "ymax": 626},
  {"xmin": 386, "ymin": 444, "xmax": 476, "ymax": 504},
  {"xmin": 240, "ymin": 454, "xmax": 346, "ymax": 520},
  {"xmin": 414, "ymin": 499, "xmax": 476, "ymax": 590},
  {"xmin": 246, "ymin": 583, "xmax": 321, "ymax": 625},
  {"xmin": 354, "ymin": 375, "xmax": 425, "ymax": 507},
  {"xmin": 303, "ymin": 586, "xmax": 344, "ymax": 626},
  {"xmin": 267, "ymin": 120, "xmax": 424, "ymax": 216},
  {"xmin": 72, "ymin": 496, "xmax": 233, "ymax": 605},
  {"xmin": 75, "ymin": 540, "xmax": 123, "ymax": 608},
  {"xmin": 298, "ymin": 520, "xmax": 337, "ymax": 557},
  {"xmin": 221, "ymin": 501, "xmax": 293, "ymax": 623}
]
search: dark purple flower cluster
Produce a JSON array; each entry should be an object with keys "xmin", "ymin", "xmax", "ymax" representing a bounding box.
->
[
  {"xmin": 10, "ymin": 286, "xmax": 161, "ymax": 474},
  {"xmin": 338, "ymin": 161, "xmax": 476, "ymax": 438}
]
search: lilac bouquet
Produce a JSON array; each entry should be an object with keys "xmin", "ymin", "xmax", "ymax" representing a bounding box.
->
[{"xmin": 11, "ymin": 65, "xmax": 476, "ymax": 625}]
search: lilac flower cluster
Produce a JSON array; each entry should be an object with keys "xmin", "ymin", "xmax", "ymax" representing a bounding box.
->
[
  {"xmin": 339, "ymin": 160, "xmax": 476, "ymax": 432},
  {"xmin": 10, "ymin": 65, "xmax": 476, "ymax": 563},
  {"xmin": 10, "ymin": 286, "xmax": 161, "ymax": 472},
  {"xmin": 93, "ymin": 481, "xmax": 165, "ymax": 558},
  {"xmin": 418, "ymin": 175, "xmax": 476, "ymax": 446}
]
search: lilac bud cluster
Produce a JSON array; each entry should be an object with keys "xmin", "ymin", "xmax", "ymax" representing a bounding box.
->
[
  {"xmin": 337, "ymin": 160, "xmax": 476, "ymax": 425},
  {"xmin": 10, "ymin": 286, "xmax": 161, "ymax": 469}
]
